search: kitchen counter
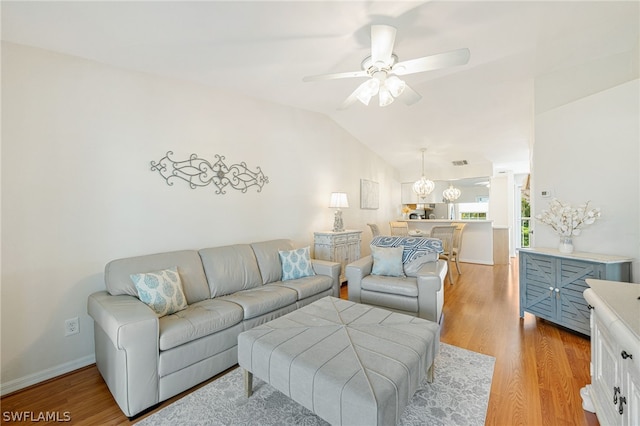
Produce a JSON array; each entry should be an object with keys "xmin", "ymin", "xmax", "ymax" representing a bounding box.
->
[{"xmin": 399, "ymin": 219, "xmax": 497, "ymax": 265}]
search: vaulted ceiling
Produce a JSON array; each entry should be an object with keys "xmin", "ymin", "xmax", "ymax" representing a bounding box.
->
[{"xmin": 2, "ymin": 1, "xmax": 638, "ymax": 179}]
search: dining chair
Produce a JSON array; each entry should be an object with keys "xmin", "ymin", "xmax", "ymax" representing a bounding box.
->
[
  {"xmin": 389, "ymin": 221, "xmax": 409, "ymax": 236},
  {"xmin": 429, "ymin": 225, "xmax": 456, "ymax": 284},
  {"xmin": 367, "ymin": 223, "xmax": 381, "ymax": 237},
  {"xmin": 450, "ymin": 222, "xmax": 467, "ymax": 274}
]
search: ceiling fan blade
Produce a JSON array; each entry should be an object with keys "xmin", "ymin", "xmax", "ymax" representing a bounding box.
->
[
  {"xmin": 392, "ymin": 48, "xmax": 470, "ymax": 76},
  {"xmin": 371, "ymin": 25, "xmax": 397, "ymax": 65},
  {"xmin": 399, "ymin": 84, "xmax": 422, "ymax": 106},
  {"xmin": 303, "ymin": 70, "xmax": 368, "ymax": 82}
]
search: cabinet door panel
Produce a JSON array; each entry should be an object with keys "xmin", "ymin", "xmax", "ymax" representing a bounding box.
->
[
  {"xmin": 521, "ymin": 254, "xmax": 556, "ymax": 319},
  {"xmin": 625, "ymin": 365, "xmax": 640, "ymax": 425},
  {"xmin": 557, "ymin": 260, "xmax": 599, "ymax": 335},
  {"xmin": 593, "ymin": 316, "xmax": 622, "ymax": 426}
]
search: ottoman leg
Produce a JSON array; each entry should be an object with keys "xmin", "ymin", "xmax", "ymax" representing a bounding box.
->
[
  {"xmin": 244, "ymin": 369, "xmax": 253, "ymax": 397},
  {"xmin": 426, "ymin": 363, "xmax": 435, "ymax": 383}
]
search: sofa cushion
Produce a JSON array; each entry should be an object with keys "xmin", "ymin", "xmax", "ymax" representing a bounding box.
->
[
  {"xmin": 221, "ymin": 286, "xmax": 297, "ymax": 320},
  {"xmin": 270, "ymin": 274, "xmax": 333, "ymax": 300},
  {"xmin": 105, "ymin": 250, "xmax": 210, "ymax": 305},
  {"xmin": 158, "ymin": 298, "xmax": 244, "ymax": 351},
  {"xmin": 251, "ymin": 239, "xmax": 294, "ymax": 284},
  {"xmin": 199, "ymin": 244, "xmax": 263, "ymax": 297},
  {"xmin": 361, "ymin": 274, "xmax": 419, "ymax": 297},
  {"xmin": 279, "ymin": 246, "xmax": 316, "ymax": 280},
  {"xmin": 371, "ymin": 236, "xmax": 443, "ymax": 277},
  {"xmin": 130, "ymin": 267, "xmax": 188, "ymax": 317},
  {"xmin": 371, "ymin": 246, "xmax": 405, "ymax": 277}
]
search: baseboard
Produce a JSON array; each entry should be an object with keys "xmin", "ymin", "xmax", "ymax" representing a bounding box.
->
[{"xmin": 0, "ymin": 354, "xmax": 96, "ymax": 396}]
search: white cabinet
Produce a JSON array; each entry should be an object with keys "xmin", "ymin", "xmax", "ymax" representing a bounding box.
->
[
  {"xmin": 582, "ymin": 279, "xmax": 640, "ymax": 425},
  {"xmin": 314, "ymin": 230, "xmax": 362, "ymax": 282}
]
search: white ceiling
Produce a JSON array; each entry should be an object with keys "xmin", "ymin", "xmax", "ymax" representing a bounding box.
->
[{"xmin": 2, "ymin": 1, "xmax": 638, "ymax": 178}]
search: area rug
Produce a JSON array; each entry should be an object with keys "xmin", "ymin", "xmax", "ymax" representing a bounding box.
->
[{"xmin": 137, "ymin": 343, "xmax": 495, "ymax": 425}]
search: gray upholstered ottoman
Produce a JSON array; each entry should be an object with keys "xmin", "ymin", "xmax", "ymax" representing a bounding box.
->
[{"xmin": 238, "ymin": 296, "xmax": 440, "ymax": 425}]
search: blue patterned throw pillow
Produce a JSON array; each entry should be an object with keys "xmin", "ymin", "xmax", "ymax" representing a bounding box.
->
[
  {"xmin": 371, "ymin": 245, "xmax": 405, "ymax": 277},
  {"xmin": 279, "ymin": 246, "xmax": 316, "ymax": 281},
  {"xmin": 130, "ymin": 267, "xmax": 188, "ymax": 317},
  {"xmin": 371, "ymin": 236, "xmax": 443, "ymax": 277}
]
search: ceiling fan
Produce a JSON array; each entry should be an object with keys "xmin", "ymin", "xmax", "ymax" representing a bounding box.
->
[{"xmin": 303, "ymin": 24, "xmax": 470, "ymax": 109}]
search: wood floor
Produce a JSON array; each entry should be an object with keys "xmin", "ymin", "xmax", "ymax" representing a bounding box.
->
[{"xmin": 2, "ymin": 258, "xmax": 599, "ymax": 425}]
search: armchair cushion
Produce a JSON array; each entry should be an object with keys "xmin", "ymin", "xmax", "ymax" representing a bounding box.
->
[{"xmin": 371, "ymin": 246, "xmax": 405, "ymax": 277}]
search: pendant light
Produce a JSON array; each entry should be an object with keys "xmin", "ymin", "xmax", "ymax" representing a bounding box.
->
[{"xmin": 412, "ymin": 149, "xmax": 435, "ymax": 199}]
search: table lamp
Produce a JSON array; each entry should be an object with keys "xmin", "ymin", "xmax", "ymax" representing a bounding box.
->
[{"xmin": 329, "ymin": 192, "xmax": 349, "ymax": 232}]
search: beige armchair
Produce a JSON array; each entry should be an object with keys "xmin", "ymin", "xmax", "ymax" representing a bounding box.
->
[{"xmin": 345, "ymin": 237, "xmax": 448, "ymax": 323}]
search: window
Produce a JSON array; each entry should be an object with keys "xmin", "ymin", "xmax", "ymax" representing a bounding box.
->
[
  {"xmin": 461, "ymin": 212, "xmax": 487, "ymax": 220},
  {"xmin": 458, "ymin": 202, "xmax": 488, "ymax": 220}
]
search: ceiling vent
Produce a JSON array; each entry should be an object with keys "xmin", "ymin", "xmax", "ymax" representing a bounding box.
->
[{"xmin": 452, "ymin": 160, "xmax": 468, "ymax": 166}]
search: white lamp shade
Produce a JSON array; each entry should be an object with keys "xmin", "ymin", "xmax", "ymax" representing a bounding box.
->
[{"xmin": 329, "ymin": 192, "xmax": 349, "ymax": 208}]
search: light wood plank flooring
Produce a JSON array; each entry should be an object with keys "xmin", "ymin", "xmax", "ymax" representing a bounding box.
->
[{"xmin": 1, "ymin": 258, "xmax": 599, "ymax": 425}]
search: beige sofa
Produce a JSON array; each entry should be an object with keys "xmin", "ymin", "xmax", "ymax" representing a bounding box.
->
[
  {"xmin": 345, "ymin": 236, "xmax": 448, "ymax": 323},
  {"xmin": 87, "ymin": 239, "xmax": 340, "ymax": 417}
]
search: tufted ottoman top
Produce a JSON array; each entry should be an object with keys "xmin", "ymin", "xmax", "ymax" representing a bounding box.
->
[{"xmin": 238, "ymin": 296, "xmax": 440, "ymax": 425}]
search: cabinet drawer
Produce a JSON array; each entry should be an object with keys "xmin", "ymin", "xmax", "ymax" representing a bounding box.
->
[
  {"xmin": 333, "ymin": 235, "xmax": 348, "ymax": 244},
  {"xmin": 347, "ymin": 234, "xmax": 360, "ymax": 242}
]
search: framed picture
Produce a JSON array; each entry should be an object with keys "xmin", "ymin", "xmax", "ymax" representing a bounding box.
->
[{"xmin": 360, "ymin": 179, "xmax": 379, "ymax": 209}]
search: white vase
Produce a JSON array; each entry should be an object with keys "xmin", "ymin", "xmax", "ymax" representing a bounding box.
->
[{"xmin": 558, "ymin": 237, "xmax": 574, "ymax": 254}]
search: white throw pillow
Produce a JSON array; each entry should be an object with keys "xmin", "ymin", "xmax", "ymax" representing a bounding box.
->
[
  {"xmin": 371, "ymin": 246, "xmax": 405, "ymax": 277},
  {"xmin": 279, "ymin": 246, "xmax": 316, "ymax": 281},
  {"xmin": 130, "ymin": 266, "xmax": 188, "ymax": 317}
]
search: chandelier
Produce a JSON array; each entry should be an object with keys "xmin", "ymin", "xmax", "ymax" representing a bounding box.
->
[
  {"xmin": 412, "ymin": 149, "xmax": 435, "ymax": 199},
  {"xmin": 443, "ymin": 184, "xmax": 461, "ymax": 202}
]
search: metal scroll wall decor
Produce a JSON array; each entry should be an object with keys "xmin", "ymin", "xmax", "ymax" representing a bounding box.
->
[{"xmin": 150, "ymin": 151, "xmax": 269, "ymax": 194}]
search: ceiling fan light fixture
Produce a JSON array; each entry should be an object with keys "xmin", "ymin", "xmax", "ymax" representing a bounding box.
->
[
  {"xmin": 378, "ymin": 85, "xmax": 394, "ymax": 107},
  {"xmin": 386, "ymin": 75, "xmax": 406, "ymax": 97},
  {"xmin": 355, "ymin": 78, "xmax": 380, "ymax": 105}
]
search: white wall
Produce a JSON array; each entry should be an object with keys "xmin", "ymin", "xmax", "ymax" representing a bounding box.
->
[
  {"xmin": 532, "ymin": 79, "xmax": 640, "ymax": 280},
  {"xmin": 0, "ymin": 42, "xmax": 400, "ymax": 392}
]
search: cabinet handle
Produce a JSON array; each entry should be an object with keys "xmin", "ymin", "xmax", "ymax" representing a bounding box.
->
[
  {"xmin": 614, "ymin": 386, "xmax": 620, "ymax": 404},
  {"xmin": 549, "ymin": 286, "xmax": 554, "ymax": 296},
  {"xmin": 618, "ymin": 396, "xmax": 626, "ymax": 415},
  {"xmin": 587, "ymin": 304, "xmax": 594, "ymax": 310},
  {"xmin": 621, "ymin": 350, "xmax": 633, "ymax": 360}
]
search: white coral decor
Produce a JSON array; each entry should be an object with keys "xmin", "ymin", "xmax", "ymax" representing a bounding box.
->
[{"xmin": 535, "ymin": 198, "xmax": 601, "ymax": 237}]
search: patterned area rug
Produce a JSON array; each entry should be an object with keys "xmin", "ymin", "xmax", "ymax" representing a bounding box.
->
[{"xmin": 137, "ymin": 343, "xmax": 494, "ymax": 425}]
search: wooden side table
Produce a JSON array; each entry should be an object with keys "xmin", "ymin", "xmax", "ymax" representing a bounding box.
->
[{"xmin": 313, "ymin": 230, "xmax": 362, "ymax": 283}]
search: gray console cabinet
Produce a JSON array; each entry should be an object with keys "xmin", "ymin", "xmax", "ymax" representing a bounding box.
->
[{"xmin": 519, "ymin": 248, "xmax": 632, "ymax": 336}]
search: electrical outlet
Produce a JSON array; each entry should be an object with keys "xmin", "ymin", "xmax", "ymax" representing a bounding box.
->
[{"xmin": 65, "ymin": 317, "xmax": 79, "ymax": 336}]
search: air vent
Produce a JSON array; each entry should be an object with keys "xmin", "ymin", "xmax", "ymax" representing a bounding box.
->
[{"xmin": 452, "ymin": 160, "xmax": 468, "ymax": 166}]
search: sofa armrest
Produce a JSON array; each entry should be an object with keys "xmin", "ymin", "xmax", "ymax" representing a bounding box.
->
[
  {"xmin": 345, "ymin": 256, "xmax": 373, "ymax": 303},
  {"xmin": 311, "ymin": 259, "xmax": 341, "ymax": 297},
  {"xmin": 87, "ymin": 291, "xmax": 159, "ymax": 417},
  {"xmin": 88, "ymin": 291, "xmax": 159, "ymax": 349},
  {"xmin": 416, "ymin": 260, "xmax": 448, "ymax": 323}
]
